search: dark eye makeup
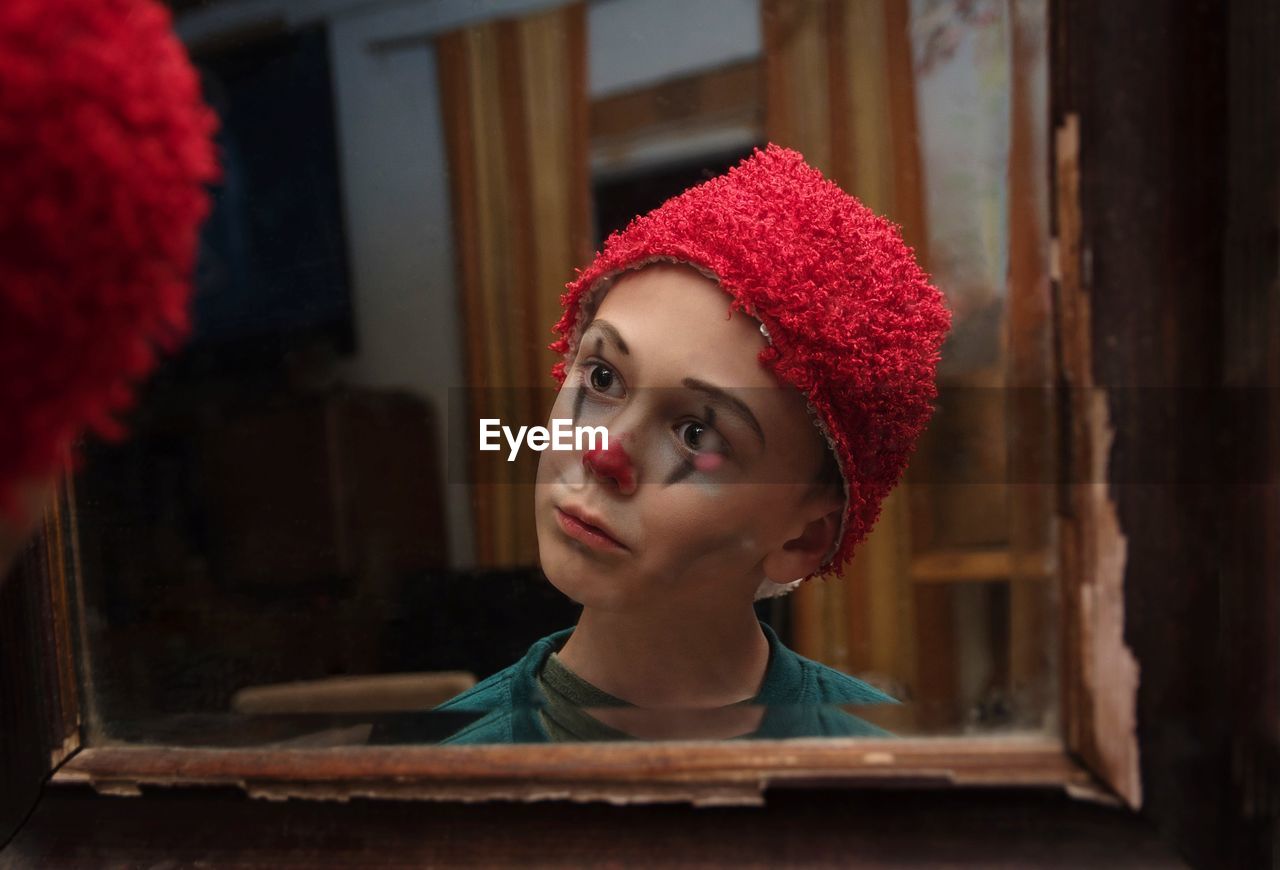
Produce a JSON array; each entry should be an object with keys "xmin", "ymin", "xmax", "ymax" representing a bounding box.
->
[{"xmin": 573, "ymin": 357, "xmax": 733, "ymax": 464}]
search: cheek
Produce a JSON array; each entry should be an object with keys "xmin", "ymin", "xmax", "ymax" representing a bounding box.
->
[
  {"xmin": 537, "ymin": 388, "xmax": 583, "ymax": 483},
  {"xmin": 550, "ymin": 381, "xmax": 581, "ymax": 425},
  {"xmin": 535, "ymin": 441, "xmax": 565, "ymax": 485},
  {"xmin": 640, "ymin": 485, "xmax": 768, "ymax": 567}
]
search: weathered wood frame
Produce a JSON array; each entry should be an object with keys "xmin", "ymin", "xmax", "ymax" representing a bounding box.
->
[{"xmin": 0, "ymin": 0, "xmax": 1141, "ymax": 823}]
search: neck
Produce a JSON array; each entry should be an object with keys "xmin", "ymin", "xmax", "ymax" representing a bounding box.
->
[{"xmin": 555, "ymin": 600, "xmax": 770, "ymax": 709}]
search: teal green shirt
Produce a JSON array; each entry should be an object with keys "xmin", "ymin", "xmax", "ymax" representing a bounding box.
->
[{"xmin": 435, "ymin": 621, "xmax": 898, "ymax": 743}]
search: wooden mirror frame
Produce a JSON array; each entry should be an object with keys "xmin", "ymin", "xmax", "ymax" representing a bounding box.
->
[{"xmin": 6, "ymin": 0, "xmax": 1122, "ymax": 810}]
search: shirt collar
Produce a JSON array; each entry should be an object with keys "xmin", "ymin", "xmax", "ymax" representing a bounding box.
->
[{"xmin": 512, "ymin": 621, "xmax": 803, "ymax": 706}]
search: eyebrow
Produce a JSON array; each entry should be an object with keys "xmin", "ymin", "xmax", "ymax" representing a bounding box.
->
[
  {"xmin": 581, "ymin": 320, "xmax": 629, "ymax": 355},
  {"xmin": 682, "ymin": 378, "xmax": 766, "ymax": 448}
]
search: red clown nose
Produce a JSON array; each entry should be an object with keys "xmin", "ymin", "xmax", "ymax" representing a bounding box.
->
[{"xmin": 582, "ymin": 438, "xmax": 635, "ymax": 493}]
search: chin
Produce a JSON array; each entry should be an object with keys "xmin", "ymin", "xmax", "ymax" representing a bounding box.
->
[
  {"xmin": 537, "ymin": 542, "xmax": 636, "ymax": 612},
  {"xmin": 540, "ymin": 566, "xmax": 590, "ymax": 608},
  {"xmin": 540, "ymin": 553, "xmax": 614, "ymax": 609},
  {"xmin": 533, "ymin": 522, "xmax": 584, "ymax": 603},
  {"xmin": 533, "ymin": 506, "xmax": 613, "ymax": 607}
]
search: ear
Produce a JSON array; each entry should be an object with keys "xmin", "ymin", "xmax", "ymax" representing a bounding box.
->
[{"xmin": 760, "ymin": 497, "xmax": 843, "ymax": 586}]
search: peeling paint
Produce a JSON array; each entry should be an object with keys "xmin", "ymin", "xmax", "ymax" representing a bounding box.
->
[
  {"xmin": 1054, "ymin": 113, "xmax": 1143, "ymax": 809},
  {"xmin": 1079, "ymin": 405, "xmax": 1142, "ymax": 808}
]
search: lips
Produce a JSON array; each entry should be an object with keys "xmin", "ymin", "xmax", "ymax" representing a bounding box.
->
[{"xmin": 555, "ymin": 504, "xmax": 628, "ymax": 551}]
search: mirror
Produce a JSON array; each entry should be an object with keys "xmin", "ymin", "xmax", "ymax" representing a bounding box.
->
[{"xmin": 72, "ymin": 0, "xmax": 1054, "ymax": 747}]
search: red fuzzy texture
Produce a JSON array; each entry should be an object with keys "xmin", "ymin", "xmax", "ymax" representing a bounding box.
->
[
  {"xmin": 550, "ymin": 144, "xmax": 952, "ymax": 583},
  {"xmin": 0, "ymin": 0, "xmax": 219, "ymax": 518}
]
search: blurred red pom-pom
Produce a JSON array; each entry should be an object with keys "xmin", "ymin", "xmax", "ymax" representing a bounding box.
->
[{"xmin": 0, "ymin": 0, "xmax": 220, "ymax": 518}]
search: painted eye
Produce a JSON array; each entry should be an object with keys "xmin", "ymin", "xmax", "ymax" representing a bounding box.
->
[
  {"xmin": 675, "ymin": 420, "xmax": 727, "ymax": 455},
  {"xmin": 584, "ymin": 362, "xmax": 623, "ymax": 397}
]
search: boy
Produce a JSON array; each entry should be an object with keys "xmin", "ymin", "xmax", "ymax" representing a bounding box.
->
[{"xmin": 437, "ymin": 145, "xmax": 950, "ymax": 742}]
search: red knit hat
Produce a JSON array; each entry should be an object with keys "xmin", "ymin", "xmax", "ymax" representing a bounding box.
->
[
  {"xmin": 549, "ymin": 144, "xmax": 951, "ymax": 594},
  {"xmin": 0, "ymin": 0, "xmax": 219, "ymax": 519}
]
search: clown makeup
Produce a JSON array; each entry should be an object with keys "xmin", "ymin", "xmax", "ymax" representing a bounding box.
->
[
  {"xmin": 566, "ymin": 318, "xmax": 770, "ymax": 493},
  {"xmin": 576, "ymin": 366, "xmax": 752, "ymax": 489},
  {"xmin": 533, "ymin": 263, "xmax": 844, "ymax": 614}
]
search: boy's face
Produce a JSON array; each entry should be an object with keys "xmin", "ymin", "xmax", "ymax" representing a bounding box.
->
[{"xmin": 534, "ymin": 263, "xmax": 842, "ymax": 613}]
